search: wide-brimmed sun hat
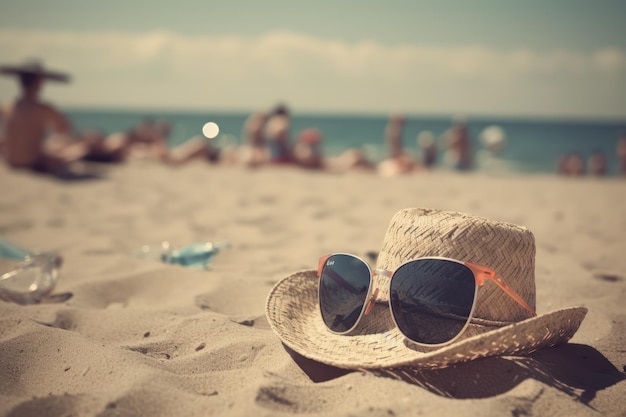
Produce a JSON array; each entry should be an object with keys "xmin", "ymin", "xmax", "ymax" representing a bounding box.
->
[
  {"xmin": 0, "ymin": 60, "xmax": 70, "ymax": 83},
  {"xmin": 265, "ymin": 208, "xmax": 587, "ymax": 370}
]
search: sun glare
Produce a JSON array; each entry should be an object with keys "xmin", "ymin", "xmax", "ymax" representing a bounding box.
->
[{"xmin": 202, "ymin": 122, "xmax": 220, "ymax": 139}]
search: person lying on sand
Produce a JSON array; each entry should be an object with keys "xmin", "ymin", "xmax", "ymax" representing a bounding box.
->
[
  {"xmin": 293, "ymin": 128, "xmax": 324, "ymax": 170},
  {"xmin": 161, "ymin": 135, "xmax": 222, "ymax": 165},
  {"xmin": 75, "ymin": 128, "xmax": 128, "ymax": 164}
]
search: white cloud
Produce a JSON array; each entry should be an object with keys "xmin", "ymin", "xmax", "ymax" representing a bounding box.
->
[
  {"xmin": 0, "ymin": 29, "xmax": 624, "ymax": 117},
  {"xmin": 593, "ymin": 47, "xmax": 626, "ymax": 73}
]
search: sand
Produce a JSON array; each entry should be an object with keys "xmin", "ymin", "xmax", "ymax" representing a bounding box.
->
[{"xmin": 0, "ymin": 160, "xmax": 624, "ymax": 416}]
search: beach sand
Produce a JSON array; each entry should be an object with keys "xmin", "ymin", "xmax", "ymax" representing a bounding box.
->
[{"xmin": 0, "ymin": 160, "xmax": 624, "ymax": 416}]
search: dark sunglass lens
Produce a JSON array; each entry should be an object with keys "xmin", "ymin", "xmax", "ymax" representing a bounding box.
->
[
  {"xmin": 390, "ymin": 259, "xmax": 476, "ymax": 344},
  {"xmin": 319, "ymin": 254, "xmax": 371, "ymax": 333}
]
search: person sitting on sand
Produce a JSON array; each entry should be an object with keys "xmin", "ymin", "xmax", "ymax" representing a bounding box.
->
[
  {"xmin": 0, "ymin": 60, "xmax": 90, "ymax": 173},
  {"xmin": 239, "ymin": 111, "xmax": 269, "ymax": 168},
  {"xmin": 417, "ymin": 131, "xmax": 437, "ymax": 169},
  {"xmin": 557, "ymin": 153, "xmax": 571, "ymax": 176},
  {"xmin": 293, "ymin": 128, "xmax": 324, "ymax": 170},
  {"xmin": 587, "ymin": 150, "xmax": 607, "ymax": 177},
  {"xmin": 443, "ymin": 119, "xmax": 473, "ymax": 171},
  {"xmin": 617, "ymin": 133, "xmax": 626, "ymax": 177},
  {"xmin": 263, "ymin": 104, "xmax": 293, "ymax": 164},
  {"xmin": 0, "ymin": 60, "xmax": 130, "ymax": 173},
  {"xmin": 377, "ymin": 114, "xmax": 415, "ymax": 177},
  {"xmin": 558, "ymin": 152, "xmax": 585, "ymax": 177}
]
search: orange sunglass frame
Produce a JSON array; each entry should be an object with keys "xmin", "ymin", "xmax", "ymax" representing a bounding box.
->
[{"xmin": 317, "ymin": 253, "xmax": 536, "ymax": 346}]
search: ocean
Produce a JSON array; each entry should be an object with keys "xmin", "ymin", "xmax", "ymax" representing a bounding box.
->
[{"xmin": 66, "ymin": 108, "xmax": 626, "ymax": 176}]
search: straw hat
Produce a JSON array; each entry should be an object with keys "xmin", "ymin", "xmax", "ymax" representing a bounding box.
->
[
  {"xmin": 0, "ymin": 60, "xmax": 70, "ymax": 83},
  {"xmin": 265, "ymin": 208, "xmax": 587, "ymax": 369}
]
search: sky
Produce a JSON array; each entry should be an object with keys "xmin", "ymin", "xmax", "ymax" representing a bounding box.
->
[{"xmin": 0, "ymin": 0, "xmax": 625, "ymax": 119}]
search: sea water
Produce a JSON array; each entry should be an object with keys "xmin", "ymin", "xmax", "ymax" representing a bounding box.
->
[{"xmin": 66, "ymin": 108, "xmax": 626, "ymax": 176}]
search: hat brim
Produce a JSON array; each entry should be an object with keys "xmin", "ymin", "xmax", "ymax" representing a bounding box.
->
[
  {"xmin": 265, "ymin": 270, "xmax": 588, "ymax": 370},
  {"xmin": 0, "ymin": 66, "xmax": 70, "ymax": 83}
]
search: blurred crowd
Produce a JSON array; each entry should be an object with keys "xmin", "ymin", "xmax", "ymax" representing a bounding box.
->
[
  {"xmin": 1, "ymin": 60, "xmax": 625, "ymax": 179},
  {"xmin": 556, "ymin": 134, "xmax": 626, "ymax": 178}
]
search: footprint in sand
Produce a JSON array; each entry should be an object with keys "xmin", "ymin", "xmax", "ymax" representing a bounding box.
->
[
  {"xmin": 593, "ymin": 273, "xmax": 623, "ymax": 282},
  {"xmin": 255, "ymin": 384, "xmax": 347, "ymax": 414},
  {"xmin": 124, "ymin": 343, "xmax": 174, "ymax": 360},
  {"xmin": 35, "ymin": 309, "xmax": 79, "ymax": 331},
  {"xmin": 5, "ymin": 393, "xmax": 81, "ymax": 417},
  {"xmin": 229, "ymin": 315, "xmax": 271, "ymax": 330},
  {"xmin": 123, "ymin": 339, "xmax": 267, "ymax": 372},
  {"xmin": 0, "ymin": 219, "xmax": 34, "ymax": 234},
  {"xmin": 194, "ymin": 293, "xmax": 212, "ymax": 310}
]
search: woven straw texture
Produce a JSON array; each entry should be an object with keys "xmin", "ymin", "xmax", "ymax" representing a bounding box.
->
[
  {"xmin": 265, "ymin": 208, "xmax": 588, "ymax": 369},
  {"xmin": 377, "ymin": 208, "xmax": 535, "ymax": 322}
]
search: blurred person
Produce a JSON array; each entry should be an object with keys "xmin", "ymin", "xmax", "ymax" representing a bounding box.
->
[
  {"xmin": 80, "ymin": 128, "xmax": 129, "ymax": 163},
  {"xmin": 385, "ymin": 114, "xmax": 406, "ymax": 159},
  {"xmin": 477, "ymin": 125, "xmax": 507, "ymax": 172},
  {"xmin": 325, "ymin": 147, "xmax": 376, "ymax": 173},
  {"xmin": 239, "ymin": 111, "xmax": 268, "ymax": 168},
  {"xmin": 568, "ymin": 153, "xmax": 585, "ymax": 177},
  {"xmin": 159, "ymin": 120, "xmax": 247, "ymax": 167},
  {"xmin": 263, "ymin": 104, "xmax": 293, "ymax": 164},
  {"xmin": 0, "ymin": 60, "xmax": 91, "ymax": 173},
  {"xmin": 378, "ymin": 114, "xmax": 415, "ymax": 177},
  {"xmin": 125, "ymin": 118, "xmax": 171, "ymax": 160},
  {"xmin": 159, "ymin": 120, "xmax": 237, "ymax": 166},
  {"xmin": 480, "ymin": 125, "xmax": 507, "ymax": 157},
  {"xmin": 558, "ymin": 153, "xmax": 585, "ymax": 177},
  {"xmin": 293, "ymin": 128, "xmax": 324, "ymax": 169},
  {"xmin": 617, "ymin": 132, "xmax": 626, "ymax": 176},
  {"xmin": 0, "ymin": 60, "xmax": 135, "ymax": 175},
  {"xmin": 417, "ymin": 131, "xmax": 437, "ymax": 169},
  {"xmin": 443, "ymin": 119, "xmax": 473, "ymax": 171},
  {"xmin": 163, "ymin": 135, "xmax": 221, "ymax": 165},
  {"xmin": 587, "ymin": 150, "xmax": 607, "ymax": 177},
  {"xmin": 557, "ymin": 153, "xmax": 571, "ymax": 176}
]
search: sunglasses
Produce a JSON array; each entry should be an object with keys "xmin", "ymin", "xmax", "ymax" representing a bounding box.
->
[{"xmin": 317, "ymin": 253, "xmax": 537, "ymax": 347}]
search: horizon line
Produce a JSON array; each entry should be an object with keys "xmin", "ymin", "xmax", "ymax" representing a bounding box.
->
[{"xmin": 61, "ymin": 103, "xmax": 626, "ymax": 125}]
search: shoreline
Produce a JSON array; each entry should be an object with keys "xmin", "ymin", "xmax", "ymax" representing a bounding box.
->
[
  {"xmin": 59, "ymin": 108, "xmax": 626, "ymax": 177},
  {"xmin": 63, "ymin": 106, "xmax": 626, "ymax": 126}
]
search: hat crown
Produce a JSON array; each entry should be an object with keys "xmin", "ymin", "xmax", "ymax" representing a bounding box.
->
[{"xmin": 376, "ymin": 208, "xmax": 536, "ymax": 322}]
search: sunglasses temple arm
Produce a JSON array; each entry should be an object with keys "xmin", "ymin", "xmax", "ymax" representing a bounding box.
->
[
  {"xmin": 364, "ymin": 269, "xmax": 389, "ymax": 315},
  {"xmin": 491, "ymin": 274, "xmax": 537, "ymax": 317},
  {"xmin": 317, "ymin": 254, "xmax": 332, "ymax": 277},
  {"xmin": 467, "ymin": 262, "xmax": 537, "ymax": 317}
]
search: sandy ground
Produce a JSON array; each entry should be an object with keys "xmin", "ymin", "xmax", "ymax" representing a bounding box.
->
[{"xmin": 0, "ymin": 160, "xmax": 624, "ymax": 417}]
